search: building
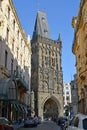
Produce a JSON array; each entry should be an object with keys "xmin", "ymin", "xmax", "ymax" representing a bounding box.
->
[
  {"xmin": 63, "ymin": 82, "xmax": 72, "ymax": 117},
  {"xmin": 63, "ymin": 82, "xmax": 71, "ymax": 107},
  {"xmin": 70, "ymin": 74, "xmax": 78, "ymax": 115},
  {"xmin": 31, "ymin": 11, "xmax": 64, "ymax": 120},
  {"xmin": 72, "ymin": 0, "xmax": 87, "ymax": 114},
  {"xmin": 0, "ymin": 0, "xmax": 31, "ymax": 121}
]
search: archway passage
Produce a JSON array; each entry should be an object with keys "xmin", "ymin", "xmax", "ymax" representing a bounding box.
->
[{"xmin": 43, "ymin": 98, "xmax": 58, "ymax": 121}]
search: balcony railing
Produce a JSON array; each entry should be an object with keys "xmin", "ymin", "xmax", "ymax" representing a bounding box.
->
[{"xmin": 8, "ymin": 70, "xmax": 29, "ymax": 90}]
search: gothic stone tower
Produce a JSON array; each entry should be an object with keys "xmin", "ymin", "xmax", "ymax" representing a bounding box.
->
[{"xmin": 31, "ymin": 11, "xmax": 63, "ymax": 119}]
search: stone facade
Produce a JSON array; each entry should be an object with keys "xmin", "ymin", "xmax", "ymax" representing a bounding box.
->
[
  {"xmin": 0, "ymin": 0, "xmax": 31, "ymax": 120},
  {"xmin": 72, "ymin": 0, "xmax": 87, "ymax": 114},
  {"xmin": 31, "ymin": 11, "xmax": 63, "ymax": 120}
]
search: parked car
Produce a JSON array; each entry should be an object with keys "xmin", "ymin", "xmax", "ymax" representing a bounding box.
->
[
  {"xmin": 58, "ymin": 116, "xmax": 68, "ymax": 130},
  {"xmin": 0, "ymin": 117, "xmax": 14, "ymax": 130},
  {"xmin": 66, "ymin": 113, "xmax": 87, "ymax": 130},
  {"xmin": 12, "ymin": 118, "xmax": 24, "ymax": 129},
  {"xmin": 24, "ymin": 117, "xmax": 37, "ymax": 127},
  {"xmin": 37, "ymin": 116, "xmax": 42, "ymax": 124}
]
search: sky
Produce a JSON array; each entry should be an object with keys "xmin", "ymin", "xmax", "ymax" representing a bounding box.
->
[{"xmin": 12, "ymin": 0, "xmax": 80, "ymax": 82}]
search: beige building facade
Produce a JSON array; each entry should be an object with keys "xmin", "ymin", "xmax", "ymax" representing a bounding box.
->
[
  {"xmin": 31, "ymin": 11, "xmax": 64, "ymax": 120},
  {"xmin": 0, "ymin": 0, "xmax": 31, "ymax": 120},
  {"xmin": 72, "ymin": 0, "xmax": 87, "ymax": 114}
]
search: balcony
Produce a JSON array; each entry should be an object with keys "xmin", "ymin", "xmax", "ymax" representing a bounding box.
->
[{"xmin": 8, "ymin": 70, "xmax": 29, "ymax": 91}]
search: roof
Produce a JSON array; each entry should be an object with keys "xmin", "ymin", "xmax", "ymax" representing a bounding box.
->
[{"xmin": 32, "ymin": 11, "xmax": 50, "ymax": 39}]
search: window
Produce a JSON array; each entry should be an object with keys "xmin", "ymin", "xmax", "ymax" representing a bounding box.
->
[
  {"xmin": 49, "ymin": 79, "xmax": 53, "ymax": 89},
  {"xmin": 12, "ymin": 39, "xmax": 14, "ymax": 52},
  {"xmin": 5, "ymin": 50, "xmax": 8, "ymax": 68},
  {"xmin": 42, "ymin": 17, "xmax": 45, "ymax": 22},
  {"xmin": 11, "ymin": 59, "xmax": 13, "ymax": 72},
  {"xmin": 8, "ymin": 6, "xmax": 10, "ymax": 19},
  {"xmin": 21, "ymin": 38, "xmax": 23, "ymax": 47},
  {"xmin": 66, "ymin": 92, "xmax": 69, "ymax": 95},
  {"xmin": 13, "ymin": 20, "xmax": 15, "ymax": 30},
  {"xmin": 17, "ymin": 48, "xmax": 18, "ymax": 59},
  {"xmin": 0, "ymin": 0, "xmax": 2, "ymax": 8},
  {"xmin": 16, "ymin": 65, "xmax": 18, "ymax": 76},
  {"xmin": 24, "ymin": 45, "xmax": 25, "ymax": 53},
  {"xmin": 17, "ymin": 30, "xmax": 19, "ymax": 39},
  {"xmin": 6, "ymin": 28, "xmax": 9, "ymax": 42},
  {"xmin": 24, "ymin": 60, "xmax": 25, "ymax": 69},
  {"xmin": 56, "ymin": 64, "xmax": 58, "ymax": 70},
  {"xmin": 20, "ymin": 55, "xmax": 22, "ymax": 65},
  {"xmin": 66, "ymin": 96, "xmax": 69, "ymax": 101},
  {"xmin": 66, "ymin": 87, "xmax": 69, "ymax": 90}
]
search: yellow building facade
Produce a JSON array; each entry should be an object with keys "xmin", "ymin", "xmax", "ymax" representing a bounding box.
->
[
  {"xmin": 72, "ymin": 0, "xmax": 87, "ymax": 114},
  {"xmin": 0, "ymin": 0, "xmax": 31, "ymax": 120}
]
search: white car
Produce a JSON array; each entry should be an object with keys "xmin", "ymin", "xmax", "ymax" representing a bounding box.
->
[{"xmin": 66, "ymin": 113, "xmax": 87, "ymax": 130}]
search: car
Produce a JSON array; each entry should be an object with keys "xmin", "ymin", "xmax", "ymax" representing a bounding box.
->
[
  {"xmin": 0, "ymin": 117, "xmax": 14, "ymax": 130},
  {"xmin": 58, "ymin": 116, "xmax": 68, "ymax": 130},
  {"xmin": 66, "ymin": 113, "xmax": 87, "ymax": 130},
  {"xmin": 37, "ymin": 116, "xmax": 42, "ymax": 124},
  {"xmin": 24, "ymin": 117, "xmax": 37, "ymax": 127}
]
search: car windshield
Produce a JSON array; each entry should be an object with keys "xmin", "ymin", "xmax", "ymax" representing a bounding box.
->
[{"xmin": 83, "ymin": 118, "xmax": 87, "ymax": 130}]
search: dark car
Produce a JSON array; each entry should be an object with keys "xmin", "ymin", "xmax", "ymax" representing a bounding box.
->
[
  {"xmin": 58, "ymin": 116, "xmax": 68, "ymax": 130},
  {"xmin": 24, "ymin": 117, "xmax": 37, "ymax": 127},
  {"xmin": 0, "ymin": 117, "xmax": 14, "ymax": 130}
]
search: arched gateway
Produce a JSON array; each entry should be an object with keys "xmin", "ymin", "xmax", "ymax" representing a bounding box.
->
[
  {"xmin": 43, "ymin": 96, "xmax": 60, "ymax": 120},
  {"xmin": 31, "ymin": 10, "xmax": 64, "ymax": 120}
]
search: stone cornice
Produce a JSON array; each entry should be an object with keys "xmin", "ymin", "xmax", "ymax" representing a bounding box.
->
[
  {"xmin": 31, "ymin": 35, "xmax": 62, "ymax": 49},
  {"xmin": 9, "ymin": 0, "xmax": 27, "ymax": 45}
]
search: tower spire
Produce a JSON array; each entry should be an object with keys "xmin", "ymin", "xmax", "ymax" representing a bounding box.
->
[
  {"xmin": 32, "ymin": 11, "xmax": 50, "ymax": 40},
  {"xmin": 58, "ymin": 33, "xmax": 62, "ymax": 42}
]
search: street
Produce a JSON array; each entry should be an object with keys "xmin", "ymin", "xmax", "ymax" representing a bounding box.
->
[{"xmin": 18, "ymin": 121, "xmax": 61, "ymax": 130}]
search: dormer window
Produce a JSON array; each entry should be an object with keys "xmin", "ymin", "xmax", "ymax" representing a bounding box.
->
[{"xmin": 42, "ymin": 17, "xmax": 45, "ymax": 22}]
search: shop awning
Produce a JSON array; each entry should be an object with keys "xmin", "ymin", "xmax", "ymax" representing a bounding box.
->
[
  {"xmin": 13, "ymin": 104, "xmax": 22, "ymax": 112},
  {"xmin": 19, "ymin": 104, "xmax": 25, "ymax": 113},
  {"xmin": 13, "ymin": 104, "xmax": 18, "ymax": 111}
]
